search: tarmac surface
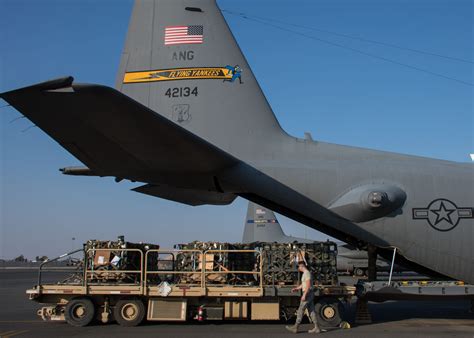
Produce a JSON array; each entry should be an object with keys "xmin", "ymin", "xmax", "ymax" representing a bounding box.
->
[{"xmin": 1, "ymin": 269, "xmax": 473, "ymax": 337}]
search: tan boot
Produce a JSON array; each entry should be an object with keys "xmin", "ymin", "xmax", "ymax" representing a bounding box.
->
[
  {"xmin": 285, "ymin": 324, "xmax": 299, "ymax": 333},
  {"xmin": 308, "ymin": 325, "xmax": 321, "ymax": 334}
]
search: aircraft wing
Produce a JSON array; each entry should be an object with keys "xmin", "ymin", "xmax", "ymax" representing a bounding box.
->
[
  {"xmin": 0, "ymin": 77, "xmax": 238, "ymax": 198},
  {"xmin": 0, "ymin": 77, "xmax": 390, "ymax": 243}
]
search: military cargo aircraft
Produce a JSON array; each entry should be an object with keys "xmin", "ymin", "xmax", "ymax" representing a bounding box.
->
[
  {"xmin": 243, "ymin": 202, "xmax": 383, "ymax": 276},
  {"xmin": 2, "ymin": 0, "xmax": 473, "ymax": 283}
]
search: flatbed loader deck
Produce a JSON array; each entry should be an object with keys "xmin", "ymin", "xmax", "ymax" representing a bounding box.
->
[{"xmin": 28, "ymin": 245, "xmax": 355, "ymax": 327}]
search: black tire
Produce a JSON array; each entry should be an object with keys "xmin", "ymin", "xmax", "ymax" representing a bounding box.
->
[
  {"xmin": 114, "ymin": 299, "xmax": 146, "ymax": 327},
  {"xmin": 64, "ymin": 297, "xmax": 96, "ymax": 327},
  {"xmin": 314, "ymin": 297, "xmax": 343, "ymax": 328},
  {"xmin": 354, "ymin": 267, "xmax": 365, "ymax": 277}
]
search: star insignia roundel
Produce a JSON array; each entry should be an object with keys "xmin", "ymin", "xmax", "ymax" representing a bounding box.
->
[{"xmin": 413, "ymin": 198, "xmax": 474, "ymax": 231}]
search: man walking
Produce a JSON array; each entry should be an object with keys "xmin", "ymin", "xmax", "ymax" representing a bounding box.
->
[{"xmin": 286, "ymin": 261, "xmax": 322, "ymax": 334}]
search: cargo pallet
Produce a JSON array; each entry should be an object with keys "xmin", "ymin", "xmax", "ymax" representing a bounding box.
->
[{"xmin": 28, "ymin": 247, "xmax": 355, "ymax": 327}]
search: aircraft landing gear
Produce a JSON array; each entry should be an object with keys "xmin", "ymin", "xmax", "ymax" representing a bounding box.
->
[
  {"xmin": 367, "ymin": 245, "xmax": 377, "ymax": 281},
  {"xmin": 354, "ymin": 267, "xmax": 366, "ymax": 277}
]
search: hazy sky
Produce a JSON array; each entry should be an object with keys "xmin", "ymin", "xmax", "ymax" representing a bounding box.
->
[{"xmin": 1, "ymin": 0, "xmax": 472, "ymax": 259}]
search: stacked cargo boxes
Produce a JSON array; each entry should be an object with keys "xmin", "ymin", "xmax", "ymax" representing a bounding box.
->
[
  {"xmin": 256, "ymin": 241, "xmax": 337, "ymax": 286},
  {"xmin": 174, "ymin": 241, "xmax": 338, "ymax": 286},
  {"xmin": 84, "ymin": 236, "xmax": 160, "ymax": 284},
  {"xmin": 62, "ymin": 238, "xmax": 337, "ymax": 286}
]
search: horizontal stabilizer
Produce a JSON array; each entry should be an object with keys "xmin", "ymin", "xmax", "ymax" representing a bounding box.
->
[
  {"xmin": 1, "ymin": 77, "xmax": 238, "ymax": 191},
  {"xmin": 133, "ymin": 184, "xmax": 236, "ymax": 206}
]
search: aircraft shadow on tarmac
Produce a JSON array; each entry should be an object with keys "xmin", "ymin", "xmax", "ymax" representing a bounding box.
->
[{"xmin": 347, "ymin": 300, "xmax": 474, "ymax": 324}]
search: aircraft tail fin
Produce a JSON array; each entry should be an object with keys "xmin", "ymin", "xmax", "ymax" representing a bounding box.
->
[
  {"xmin": 242, "ymin": 201, "xmax": 317, "ymax": 243},
  {"xmin": 242, "ymin": 202, "xmax": 286, "ymax": 243},
  {"xmin": 116, "ymin": 0, "xmax": 285, "ymax": 159}
]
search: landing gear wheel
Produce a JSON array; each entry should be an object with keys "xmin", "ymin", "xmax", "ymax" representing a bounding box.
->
[
  {"xmin": 354, "ymin": 268, "xmax": 366, "ymax": 277},
  {"xmin": 114, "ymin": 299, "xmax": 145, "ymax": 327},
  {"xmin": 64, "ymin": 297, "xmax": 95, "ymax": 327},
  {"xmin": 315, "ymin": 297, "xmax": 343, "ymax": 328}
]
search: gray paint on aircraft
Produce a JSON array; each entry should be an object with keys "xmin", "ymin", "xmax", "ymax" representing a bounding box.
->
[
  {"xmin": 2, "ymin": 0, "xmax": 473, "ymax": 283},
  {"xmin": 242, "ymin": 202, "xmax": 313, "ymax": 244}
]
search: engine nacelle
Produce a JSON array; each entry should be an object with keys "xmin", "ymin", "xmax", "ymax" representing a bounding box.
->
[{"xmin": 328, "ymin": 183, "xmax": 407, "ymax": 223}]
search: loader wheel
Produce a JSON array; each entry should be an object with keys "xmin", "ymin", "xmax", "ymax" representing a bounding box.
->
[
  {"xmin": 315, "ymin": 297, "xmax": 343, "ymax": 328},
  {"xmin": 354, "ymin": 268, "xmax": 366, "ymax": 277},
  {"xmin": 114, "ymin": 299, "xmax": 145, "ymax": 327},
  {"xmin": 65, "ymin": 297, "xmax": 95, "ymax": 327}
]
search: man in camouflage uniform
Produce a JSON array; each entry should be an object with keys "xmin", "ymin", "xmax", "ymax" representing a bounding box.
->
[{"xmin": 286, "ymin": 261, "xmax": 321, "ymax": 334}]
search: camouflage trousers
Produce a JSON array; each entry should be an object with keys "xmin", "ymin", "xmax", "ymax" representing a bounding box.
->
[{"xmin": 295, "ymin": 292, "xmax": 318, "ymax": 326}]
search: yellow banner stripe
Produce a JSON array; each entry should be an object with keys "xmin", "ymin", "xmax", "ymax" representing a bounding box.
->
[{"xmin": 123, "ymin": 67, "xmax": 233, "ymax": 83}]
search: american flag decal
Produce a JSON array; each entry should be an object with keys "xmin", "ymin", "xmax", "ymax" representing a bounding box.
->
[{"xmin": 164, "ymin": 25, "xmax": 203, "ymax": 45}]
